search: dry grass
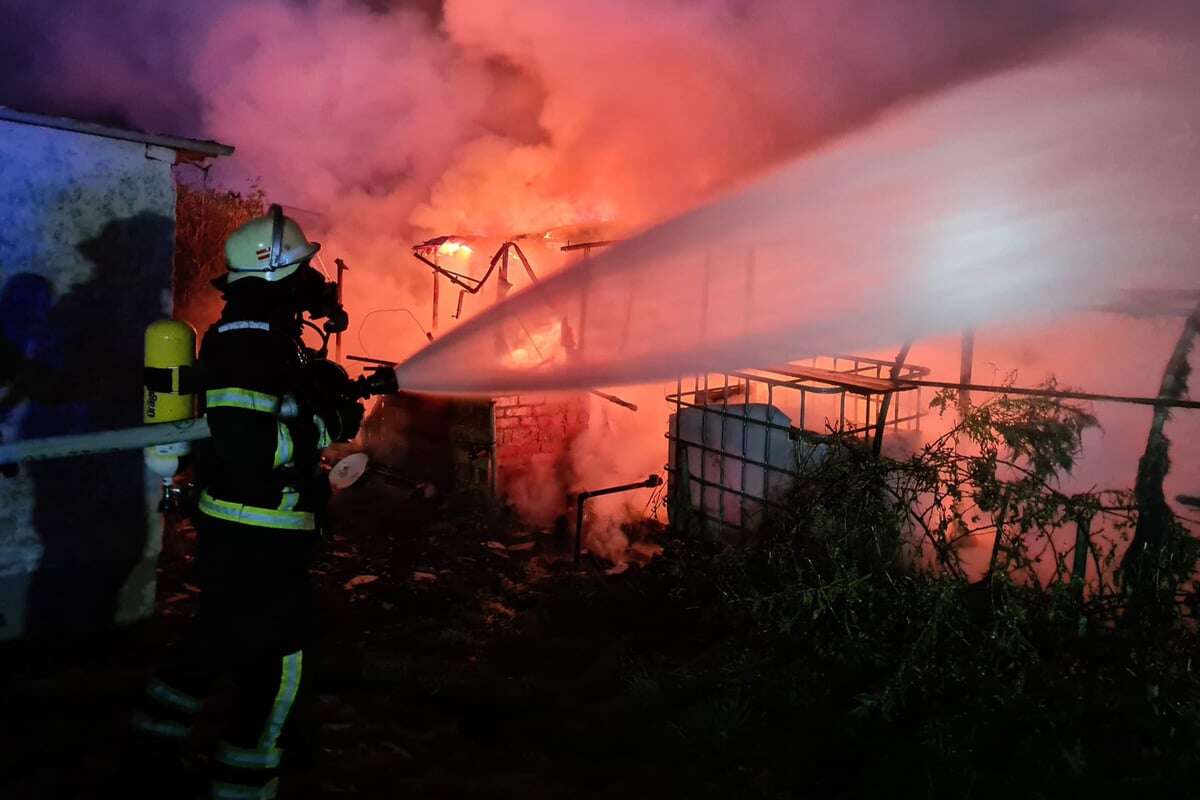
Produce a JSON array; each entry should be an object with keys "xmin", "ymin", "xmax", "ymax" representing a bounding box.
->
[{"xmin": 173, "ymin": 182, "xmax": 265, "ymax": 334}]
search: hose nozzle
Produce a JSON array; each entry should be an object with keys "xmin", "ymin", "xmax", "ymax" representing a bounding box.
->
[{"xmin": 352, "ymin": 367, "xmax": 399, "ymax": 398}]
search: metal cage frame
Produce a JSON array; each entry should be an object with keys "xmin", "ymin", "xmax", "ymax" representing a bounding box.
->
[{"xmin": 666, "ymin": 355, "xmax": 930, "ymax": 535}]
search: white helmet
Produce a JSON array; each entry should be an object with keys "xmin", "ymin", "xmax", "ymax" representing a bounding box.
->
[{"xmin": 224, "ymin": 204, "xmax": 320, "ymax": 283}]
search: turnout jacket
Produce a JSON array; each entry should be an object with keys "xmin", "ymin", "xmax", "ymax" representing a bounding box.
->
[{"xmin": 196, "ymin": 302, "xmax": 333, "ymax": 532}]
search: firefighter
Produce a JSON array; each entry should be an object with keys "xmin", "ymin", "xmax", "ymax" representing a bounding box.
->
[{"xmin": 120, "ymin": 206, "xmax": 361, "ymax": 798}]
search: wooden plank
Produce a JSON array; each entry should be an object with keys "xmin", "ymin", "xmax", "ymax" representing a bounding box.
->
[{"xmin": 765, "ymin": 364, "xmax": 899, "ymax": 395}]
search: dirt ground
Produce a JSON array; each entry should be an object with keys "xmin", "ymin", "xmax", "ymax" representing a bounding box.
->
[{"xmin": 0, "ymin": 475, "xmax": 738, "ymax": 800}]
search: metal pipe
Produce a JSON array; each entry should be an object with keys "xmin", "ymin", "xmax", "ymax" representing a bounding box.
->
[
  {"xmin": 334, "ymin": 258, "xmax": 349, "ymax": 362},
  {"xmin": 489, "ymin": 400, "xmax": 498, "ymax": 497},
  {"xmin": 498, "ymin": 246, "xmax": 511, "ymax": 300},
  {"xmin": 662, "ymin": 465, "xmax": 781, "ymax": 533},
  {"xmin": 511, "ymin": 242, "xmax": 540, "ymax": 283},
  {"xmin": 959, "ymin": 329, "xmax": 976, "ymax": 413},
  {"xmin": 702, "ymin": 375, "xmax": 711, "ymax": 532},
  {"xmin": 719, "ymin": 373, "xmax": 730, "ymax": 530},
  {"xmin": 346, "ymin": 354, "xmax": 398, "ymax": 367},
  {"xmin": 667, "ymin": 389, "xmax": 912, "ymax": 436},
  {"xmin": 763, "ymin": 383, "xmax": 773, "ymax": 527},
  {"xmin": 872, "ymin": 340, "xmax": 913, "ymax": 457},
  {"xmin": 589, "ymin": 390, "xmax": 638, "ymax": 412},
  {"xmin": 740, "ymin": 377, "xmax": 750, "ymax": 530},
  {"xmin": 664, "ymin": 427, "xmax": 801, "ymax": 476},
  {"xmin": 892, "ymin": 378, "xmax": 1200, "ymax": 410},
  {"xmin": 1071, "ymin": 513, "xmax": 1092, "ymax": 599},
  {"xmin": 0, "ymin": 418, "xmax": 211, "ymax": 463},
  {"xmin": 413, "ymin": 250, "xmax": 483, "ymax": 294},
  {"xmin": 414, "ymin": 243, "xmax": 512, "ymax": 296},
  {"xmin": 436, "ymin": 268, "xmax": 446, "ymax": 331},
  {"xmin": 671, "ymin": 374, "xmax": 684, "ymax": 529},
  {"xmin": 560, "ymin": 240, "xmax": 620, "ymax": 252},
  {"xmin": 574, "ymin": 474, "xmax": 663, "ymax": 564}
]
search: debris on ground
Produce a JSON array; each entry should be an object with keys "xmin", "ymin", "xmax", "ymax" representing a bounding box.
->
[{"xmin": 343, "ymin": 575, "xmax": 380, "ymax": 590}]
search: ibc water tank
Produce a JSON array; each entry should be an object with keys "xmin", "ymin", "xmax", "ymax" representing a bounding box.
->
[{"xmin": 667, "ymin": 403, "xmax": 825, "ymax": 533}]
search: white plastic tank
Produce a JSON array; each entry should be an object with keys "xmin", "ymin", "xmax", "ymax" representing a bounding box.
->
[{"xmin": 668, "ymin": 403, "xmax": 826, "ymax": 532}]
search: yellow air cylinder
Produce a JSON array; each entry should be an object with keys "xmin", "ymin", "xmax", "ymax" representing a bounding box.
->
[
  {"xmin": 144, "ymin": 320, "xmax": 197, "ymax": 482},
  {"xmin": 144, "ymin": 319, "xmax": 197, "ymax": 424}
]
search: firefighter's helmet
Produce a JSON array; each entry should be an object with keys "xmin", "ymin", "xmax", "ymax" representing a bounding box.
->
[{"xmin": 224, "ymin": 204, "xmax": 321, "ymax": 283}]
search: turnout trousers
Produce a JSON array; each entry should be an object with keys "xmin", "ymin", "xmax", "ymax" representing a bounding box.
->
[{"xmin": 130, "ymin": 514, "xmax": 315, "ymax": 799}]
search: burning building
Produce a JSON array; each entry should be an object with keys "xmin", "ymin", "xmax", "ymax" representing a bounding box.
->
[
  {"xmin": 351, "ymin": 232, "xmax": 614, "ymax": 542},
  {"xmin": 349, "ymin": 232, "xmax": 934, "ymax": 560}
]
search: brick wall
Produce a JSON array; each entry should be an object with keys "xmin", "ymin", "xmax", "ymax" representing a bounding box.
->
[
  {"xmin": 493, "ymin": 394, "xmax": 590, "ymax": 493},
  {"xmin": 361, "ymin": 393, "xmax": 592, "ymax": 511}
]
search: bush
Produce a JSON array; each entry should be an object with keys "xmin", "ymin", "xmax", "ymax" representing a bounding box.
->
[
  {"xmin": 635, "ymin": 387, "xmax": 1200, "ymax": 796},
  {"xmin": 173, "ymin": 182, "xmax": 264, "ymax": 334}
]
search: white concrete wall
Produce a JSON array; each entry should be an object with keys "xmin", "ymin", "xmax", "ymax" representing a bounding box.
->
[{"xmin": 0, "ymin": 119, "xmax": 176, "ymax": 640}]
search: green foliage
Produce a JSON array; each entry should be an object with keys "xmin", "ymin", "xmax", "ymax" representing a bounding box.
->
[{"xmin": 632, "ymin": 386, "xmax": 1200, "ymax": 795}]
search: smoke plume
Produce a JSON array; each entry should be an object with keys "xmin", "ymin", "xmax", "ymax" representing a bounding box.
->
[
  {"xmin": 0, "ymin": 1, "xmax": 1160, "ymax": 360},
  {"xmin": 4, "ymin": 0, "xmax": 1197, "ymax": 556}
]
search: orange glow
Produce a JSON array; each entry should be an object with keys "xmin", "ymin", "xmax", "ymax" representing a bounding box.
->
[
  {"xmin": 437, "ymin": 240, "xmax": 473, "ymax": 258},
  {"xmin": 505, "ymin": 319, "xmax": 568, "ymax": 369}
]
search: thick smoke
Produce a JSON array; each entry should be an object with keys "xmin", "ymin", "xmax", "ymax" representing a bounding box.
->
[
  {"xmin": 0, "ymin": 0, "xmax": 1149, "ymax": 360},
  {"xmin": 0, "ymin": 1, "xmax": 219, "ymax": 132},
  {"xmin": 428, "ymin": 0, "xmax": 1107, "ymax": 233},
  {"xmin": 394, "ymin": 29, "xmax": 1200, "ymax": 393},
  {"xmin": 3, "ymin": 0, "xmax": 1196, "ymax": 557}
]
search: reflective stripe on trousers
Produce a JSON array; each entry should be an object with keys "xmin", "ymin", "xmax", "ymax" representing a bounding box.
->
[
  {"xmin": 216, "ymin": 741, "xmax": 282, "ymax": 770},
  {"xmin": 260, "ymin": 650, "xmax": 303, "ymax": 752},
  {"xmin": 131, "ymin": 709, "xmax": 191, "ymax": 740},
  {"xmin": 212, "ymin": 651, "xmax": 302, "ymax": 796},
  {"xmin": 212, "ymin": 777, "xmax": 279, "ymax": 799},
  {"xmin": 146, "ymin": 678, "xmax": 203, "ymax": 715}
]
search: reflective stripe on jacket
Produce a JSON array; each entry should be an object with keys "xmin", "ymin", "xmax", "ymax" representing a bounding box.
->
[
  {"xmin": 197, "ymin": 313, "xmax": 330, "ymax": 528},
  {"xmin": 198, "ymin": 491, "xmax": 315, "ymax": 531}
]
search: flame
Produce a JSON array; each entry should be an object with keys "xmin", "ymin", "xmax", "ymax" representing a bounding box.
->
[
  {"xmin": 437, "ymin": 240, "xmax": 473, "ymax": 258},
  {"xmin": 505, "ymin": 319, "xmax": 568, "ymax": 369}
]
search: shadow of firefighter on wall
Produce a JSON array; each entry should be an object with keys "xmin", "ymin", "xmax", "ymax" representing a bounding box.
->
[{"xmin": 8, "ymin": 212, "xmax": 174, "ymax": 641}]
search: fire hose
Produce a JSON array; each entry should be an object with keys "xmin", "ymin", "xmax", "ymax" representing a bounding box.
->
[
  {"xmin": 0, "ymin": 368, "xmax": 397, "ymax": 464},
  {"xmin": 0, "ymin": 417, "xmax": 213, "ymax": 464}
]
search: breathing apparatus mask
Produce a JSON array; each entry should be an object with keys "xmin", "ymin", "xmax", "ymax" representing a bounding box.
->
[
  {"xmin": 288, "ymin": 260, "xmax": 349, "ymax": 335},
  {"xmin": 220, "ymin": 205, "xmax": 396, "ymax": 430},
  {"xmin": 254, "ymin": 203, "xmax": 347, "ymax": 335}
]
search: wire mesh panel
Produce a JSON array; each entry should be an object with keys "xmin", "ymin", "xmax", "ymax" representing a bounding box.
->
[{"xmin": 666, "ymin": 358, "xmax": 926, "ymax": 536}]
